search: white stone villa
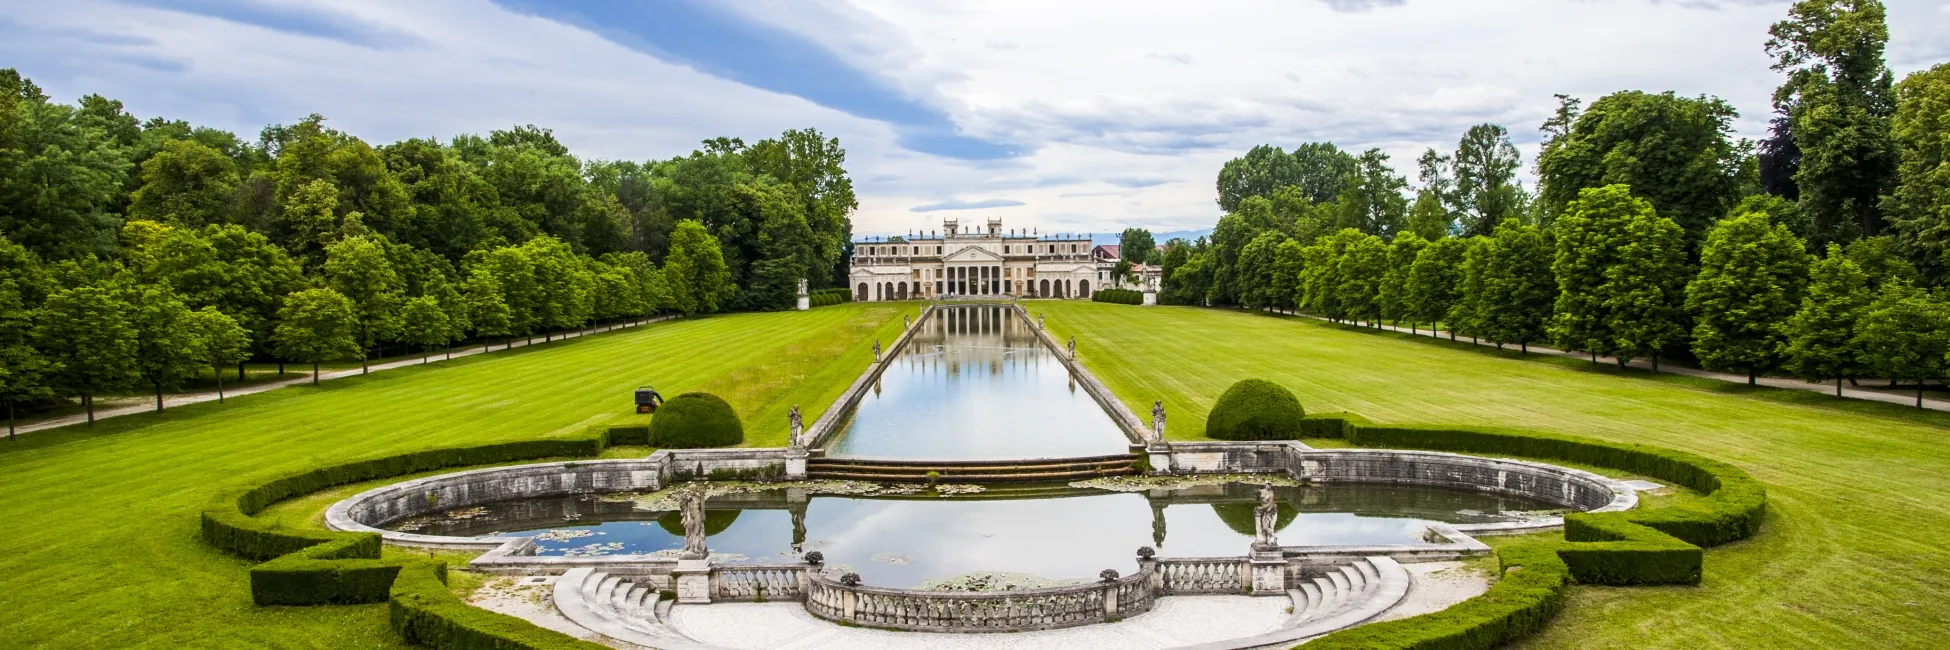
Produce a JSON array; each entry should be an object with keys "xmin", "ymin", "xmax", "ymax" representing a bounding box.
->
[{"xmin": 849, "ymin": 217, "xmax": 1104, "ymax": 301}]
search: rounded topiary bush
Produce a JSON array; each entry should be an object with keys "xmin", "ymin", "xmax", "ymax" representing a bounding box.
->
[
  {"xmin": 1204, "ymin": 379, "xmax": 1305, "ymax": 440},
  {"xmin": 649, "ymin": 392, "xmax": 744, "ymax": 448}
]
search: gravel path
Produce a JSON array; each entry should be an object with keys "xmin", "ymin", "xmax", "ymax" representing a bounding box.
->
[
  {"xmin": 1374, "ymin": 561, "xmax": 1490, "ymax": 622},
  {"xmin": 11, "ymin": 316, "xmax": 676, "ymax": 437}
]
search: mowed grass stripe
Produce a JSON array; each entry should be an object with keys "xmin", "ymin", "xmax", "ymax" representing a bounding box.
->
[
  {"xmin": 1038, "ymin": 302, "xmax": 1950, "ymax": 649},
  {"xmin": 0, "ymin": 304, "xmax": 900, "ymax": 648}
]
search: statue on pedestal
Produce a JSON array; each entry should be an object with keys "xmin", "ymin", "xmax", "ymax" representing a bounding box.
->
[
  {"xmin": 872, "ymin": 340, "xmax": 882, "ymax": 362},
  {"xmin": 787, "ymin": 404, "xmax": 805, "ymax": 449},
  {"xmin": 679, "ymin": 487, "xmax": 709, "ymax": 559},
  {"xmin": 1151, "ymin": 400, "xmax": 1166, "ymax": 441},
  {"xmin": 1066, "ymin": 336, "xmax": 1076, "ymax": 359},
  {"xmin": 1038, "ymin": 314, "xmax": 1045, "ymax": 329},
  {"xmin": 1252, "ymin": 486, "xmax": 1279, "ymax": 549}
]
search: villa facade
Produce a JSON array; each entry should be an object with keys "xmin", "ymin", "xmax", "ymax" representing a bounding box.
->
[{"xmin": 849, "ymin": 217, "xmax": 1101, "ymax": 301}]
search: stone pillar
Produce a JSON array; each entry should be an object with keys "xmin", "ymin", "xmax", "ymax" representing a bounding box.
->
[
  {"xmin": 784, "ymin": 448, "xmax": 808, "ymax": 480},
  {"xmin": 1248, "ymin": 550, "xmax": 1286, "ymax": 596},
  {"xmin": 674, "ymin": 558, "xmax": 712, "ymax": 604}
]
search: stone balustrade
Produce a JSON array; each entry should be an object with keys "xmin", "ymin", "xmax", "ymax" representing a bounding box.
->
[
  {"xmin": 710, "ymin": 563, "xmax": 808, "ymax": 602},
  {"xmin": 804, "ymin": 564, "xmax": 1157, "ymax": 633},
  {"xmin": 1151, "ymin": 557, "xmax": 1249, "ymax": 594}
]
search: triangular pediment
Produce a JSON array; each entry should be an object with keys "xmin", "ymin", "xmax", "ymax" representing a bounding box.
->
[{"xmin": 943, "ymin": 246, "xmax": 1005, "ymax": 262}]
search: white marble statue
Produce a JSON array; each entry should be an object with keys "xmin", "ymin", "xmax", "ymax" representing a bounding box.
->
[
  {"xmin": 1151, "ymin": 400, "xmax": 1166, "ymax": 440},
  {"xmin": 680, "ymin": 488, "xmax": 709, "ymax": 559},
  {"xmin": 1253, "ymin": 486, "xmax": 1279, "ymax": 549}
]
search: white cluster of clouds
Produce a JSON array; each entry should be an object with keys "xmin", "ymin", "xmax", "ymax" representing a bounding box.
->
[{"xmin": 3, "ymin": 0, "xmax": 1946, "ymax": 238}]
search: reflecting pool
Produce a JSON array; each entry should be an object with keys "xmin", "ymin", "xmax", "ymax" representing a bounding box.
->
[
  {"xmin": 824, "ymin": 305, "xmax": 1131, "ymax": 460},
  {"xmin": 389, "ymin": 483, "xmax": 1559, "ymax": 588}
]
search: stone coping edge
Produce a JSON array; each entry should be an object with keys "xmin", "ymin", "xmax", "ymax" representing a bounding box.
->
[{"xmin": 803, "ymin": 304, "xmax": 936, "ymax": 450}]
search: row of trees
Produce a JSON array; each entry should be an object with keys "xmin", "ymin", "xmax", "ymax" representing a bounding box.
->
[
  {"xmin": 1167, "ymin": 0, "xmax": 1950, "ymax": 403},
  {"xmin": 0, "ymin": 67, "xmax": 851, "ymax": 433}
]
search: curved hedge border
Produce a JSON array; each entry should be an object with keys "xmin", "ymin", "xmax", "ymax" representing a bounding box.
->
[
  {"xmin": 1297, "ymin": 413, "xmax": 1767, "ymax": 650},
  {"xmin": 202, "ymin": 410, "xmax": 1761, "ymax": 650},
  {"xmin": 199, "ymin": 424, "xmax": 657, "ymax": 650},
  {"xmin": 1091, "ymin": 288, "xmax": 1143, "ymax": 304}
]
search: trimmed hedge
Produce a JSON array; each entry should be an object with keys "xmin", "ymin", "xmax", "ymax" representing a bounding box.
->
[
  {"xmin": 1091, "ymin": 288, "xmax": 1144, "ymax": 304},
  {"xmin": 199, "ymin": 424, "xmax": 650, "ymax": 610},
  {"xmin": 1272, "ymin": 415, "xmax": 1767, "ymax": 649},
  {"xmin": 648, "ymin": 392, "xmax": 744, "ymax": 448},
  {"xmin": 1307, "ymin": 542, "xmax": 1570, "ymax": 650},
  {"xmin": 1204, "ymin": 379, "xmax": 1307, "ymax": 440},
  {"xmin": 808, "ymin": 288, "xmax": 853, "ymax": 307},
  {"xmin": 390, "ymin": 562, "xmax": 607, "ymax": 649}
]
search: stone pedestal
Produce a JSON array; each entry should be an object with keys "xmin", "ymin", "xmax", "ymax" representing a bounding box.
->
[
  {"xmin": 1144, "ymin": 442, "xmax": 1172, "ymax": 476},
  {"xmin": 1248, "ymin": 547, "xmax": 1286, "ymax": 596},
  {"xmin": 784, "ymin": 449, "xmax": 809, "ymax": 480},
  {"xmin": 674, "ymin": 558, "xmax": 713, "ymax": 604},
  {"xmin": 1142, "ymin": 289, "xmax": 1157, "ymax": 306},
  {"xmin": 796, "ymin": 295, "xmax": 810, "ymax": 310}
]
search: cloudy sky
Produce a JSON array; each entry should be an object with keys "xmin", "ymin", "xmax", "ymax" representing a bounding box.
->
[{"xmin": 3, "ymin": 0, "xmax": 1947, "ymax": 239}]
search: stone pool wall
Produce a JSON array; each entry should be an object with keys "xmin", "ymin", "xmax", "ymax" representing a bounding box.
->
[{"xmin": 324, "ymin": 448, "xmax": 791, "ymax": 550}]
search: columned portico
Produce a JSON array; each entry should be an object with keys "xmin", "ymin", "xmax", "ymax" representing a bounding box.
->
[{"xmin": 849, "ymin": 218, "xmax": 1097, "ymax": 301}]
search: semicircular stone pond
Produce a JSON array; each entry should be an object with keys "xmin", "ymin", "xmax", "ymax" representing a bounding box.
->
[{"xmin": 386, "ymin": 482, "xmax": 1560, "ymax": 588}]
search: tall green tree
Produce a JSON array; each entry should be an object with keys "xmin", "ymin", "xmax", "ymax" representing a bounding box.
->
[
  {"xmin": 184, "ymin": 307, "xmax": 249, "ymax": 403},
  {"xmin": 1552, "ymin": 184, "xmax": 1687, "ymax": 365},
  {"xmin": 743, "ymin": 129, "xmax": 857, "ymax": 286},
  {"xmin": 1237, "ymin": 231, "xmax": 1289, "ymax": 309},
  {"xmin": 1215, "ymin": 143, "xmax": 1357, "ymax": 212},
  {"xmin": 1336, "ymin": 231, "xmax": 1390, "ymax": 325},
  {"xmin": 1379, "ymin": 232, "xmax": 1428, "ymax": 327},
  {"xmin": 1406, "ymin": 236, "xmax": 1468, "ymax": 339},
  {"xmin": 204, "ymin": 225, "xmax": 303, "ymax": 376},
  {"xmin": 0, "ymin": 234, "xmax": 50, "ymax": 438},
  {"xmin": 1478, "ymin": 220, "xmax": 1556, "ymax": 351},
  {"xmin": 1883, "ymin": 63, "xmax": 1950, "ymax": 281},
  {"xmin": 322, "ymin": 235, "xmax": 403, "ymax": 372},
  {"xmin": 1451, "ymin": 236, "xmax": 1494, "ymax": 342},
  {"xmin": 35, "ymin": 284, "xmax": 136, "ymax": 423},
  {"xmin": 1851, "ymin": 282, "xmax": 1948, "ymax": 407},
  {"xmin": 523, "ymin": 235, "xmax": 594, "ymax": 337},
  {"xmin": 1119, "ymin": 228, "xmax": 1156, "ymax": 264},
  {"xmin": 0, "ymin": 70, "xmax": 132, "ymax": 260},
  {"xmin": 1843, "ymin": 234, "xmax": 1918, "ymax": 288},
  {"xmin": 1536, "ymin": 91, "xmax": 1745, "ymax": 250},
  {"xmin": 1406, "ymin": 190, "xmax": 1452, "ymax": 241},
  {"xmin": 1785, "ymin": 245, "xmax": 1871, "ymax": 394},
  {"xmin": 1767, "ymin": 0, "xmax": 1898, "ymax": 244},
  {"xmin": 1451, "ymin": 124, "xmax": 1523, "ymax": 236},
  {"xmin": 398, "ymin": 295, "xmax": 452, "ymax": 363},
  {"xmin": 1328, "ymin": 149, "xmax": 1410, "ymax": 237},
  {"xmin": 1606, "ymin": 200, "xmax": 1691, "ymax": 369},
  {"xmin": 463, "ymin": 269, "xmax": 512, "ymax": 351},
  {"xmin": 1686, "ymin": 210, "xmax": 1813, "ymax": 383},
  {"xmin": 128, "ymin": 138, "xmax": 238, "ymax": 229},
  {"xmin": 127, "ymin": 283, "xmax": 202, "ymax": 412},
  {"xmin": 1207, "ymin": 196, "xmax": 1284, "ymax": 305},
  {"xmin": 273, "ymin": 288, "xmax": 360, "ymax": 385},
  {"xmin": 664, "ymin": 220, "xmax": 731, "ymax": 314}
]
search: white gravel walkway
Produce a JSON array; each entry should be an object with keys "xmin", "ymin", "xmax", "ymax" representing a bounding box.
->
[{"xmin": 667, "ymin": 594, "xmax": 1291, "ymax": 650}]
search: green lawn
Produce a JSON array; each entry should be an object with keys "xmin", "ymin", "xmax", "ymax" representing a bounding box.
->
[
  {"xmin": 1038, "ymin": 301, "xmax": 1950, "ymax": 649},
  {"xmin": 0, "ymin": 303, "xmax": 903, "ymax": 648}
]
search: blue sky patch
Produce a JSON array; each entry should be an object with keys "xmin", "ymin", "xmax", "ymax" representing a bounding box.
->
[
  {"xmin": 910, "ymin": 198, "xmax": 1026, "ymax": 213},
  {"xmin": 122, "ymin": 0, "xmax": 420, "ymax": 49},
  {"xmin": 493, "ymin": 0, "xmax": 1020, "ymax": 160}
]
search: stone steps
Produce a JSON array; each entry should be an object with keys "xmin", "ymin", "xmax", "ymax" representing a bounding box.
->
[
  {"xmin": 554, "ymin": 567, "xmax": 716, "ymax": 649},
  {"xmin": 805, "ymin": 454, "xmax": 1139, "ymax": 483}
]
